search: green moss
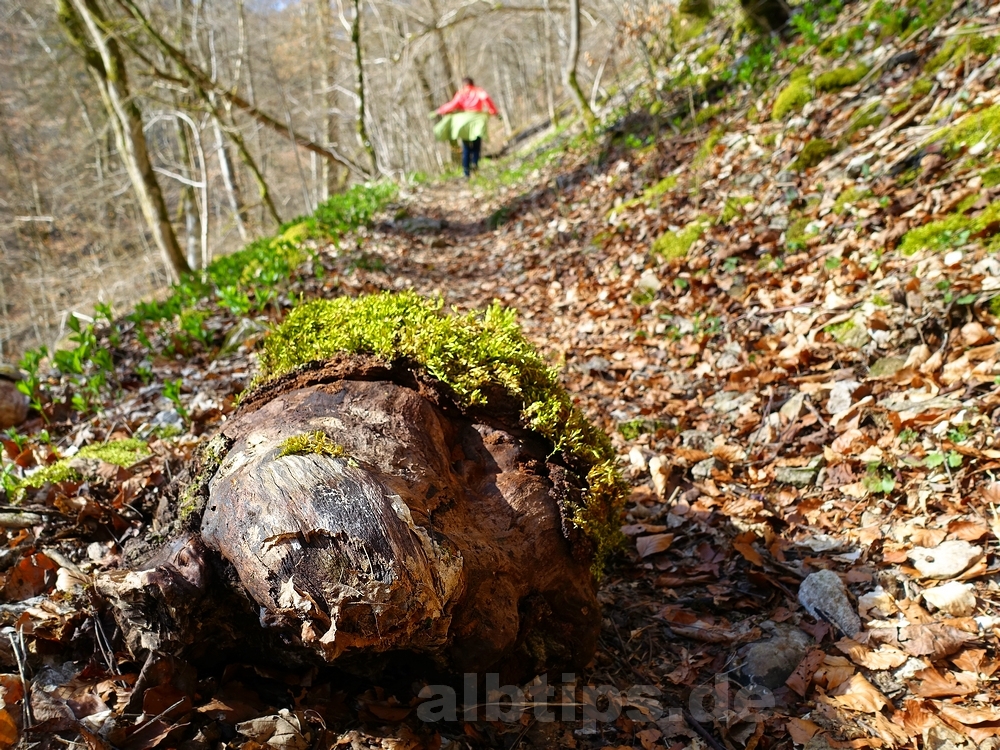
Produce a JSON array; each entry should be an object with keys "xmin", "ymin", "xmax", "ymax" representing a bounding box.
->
[
  {"xmin": 179, "ymin": 434, "xmax": 229, "ymax": 521},
  {"xmin": 695, "ymin": 103, "xmax": 724, "ymax": 126},
  {"xmin": 819, "ymin": 25, "xmax": 866, "ymax": 56},
  {"xmin": 983, "ymin": 167, "xmax": 1000, "ymax": 188},
  {"xmin": 927, "ymin": 35, "xmax": 997, "ymax": 74},
  {"xmin": 695, "ymin": 44, "xmax": 721, "ymax": 66},
  {"xmin": 825, "ymin": 319, "xmax": 858, "ymax": 343},
  {"xmin": 618, "ymin": 418, "xmax": 666, "ymax": 440},
  {"xmin": 720, "ymin": 195, "xmax": 752, "ymax": 223},
  {"xmin": 651, "ymin": 218, "xmax": 709, "ymax": 259},
  {"xmin": 278, "ymin": 431, "xmax": 345, "ymax": 458},
  {"xmin": 899, "ymin": 200, "xmax": 1000, "ymax": 254},
  {"xmin": 815, "ymin": 65, "xmax": 870, "ymax": 92},
  {"xmin": 694, "ymin": 127, "xmax": 724, "ymax": 165},
  {"xmin": 785, "ymin": 215, "xmax": 813, "ymax": 247},
  {"xmin": 938, "ymin": 104, "xmax": 1000, "ymax": 155},
  {"xmin": 772, "ymin": 77, "xmax": 813, "ymax": 120},
  {"xmin": 256, "ymin": 292, "xmax": 626, "ymax": 575},
  {"xmin": 847, "ymin": 102, "xmax": 885, "ymax": 135},
  {"xmin": 791, "ymin": 138, "xmax": 836, "ymax": 171},
  {"xmin": 15, "ymin": 438, "xmax": 150, "ymax": 497},
  {"xmin": 833, "ymin": 187, "xmax": 872, "ymax": 214}
]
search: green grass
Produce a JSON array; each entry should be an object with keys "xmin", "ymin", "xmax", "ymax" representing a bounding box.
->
[{"xmin": 256, "ymin": 291, "xmax": 627, "ymax": 575}]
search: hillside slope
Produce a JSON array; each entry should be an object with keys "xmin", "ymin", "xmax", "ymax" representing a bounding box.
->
[{"xmin": 3, "ymin": 0, "xmax": 1000, "ymax": 747}]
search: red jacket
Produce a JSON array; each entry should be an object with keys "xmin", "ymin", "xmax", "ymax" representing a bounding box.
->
[{"xmin": 436, "ymin": 85, "xmax": 498, "ymax": 116}]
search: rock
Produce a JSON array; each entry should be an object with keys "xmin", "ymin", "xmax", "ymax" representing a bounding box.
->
[
  {"xmin": 635, "ymin": 270, "xmax": 661, "ymax": 294},
  {"xmin": 691, "ymin": 457, "xmax": 720, "ymax": 481},
  {"xmin": 779, "ymin": 392, "xmax": 807, "ymax": 421},
  {"xmin": 775, "ymin": 456, "xmax": 824, "ymax": 488},
  {"xmin": 741, "ymin": 624, "xmax": 812, "ymax": 689},
  {"xmin": 909, "ymin": 540, "xmax": 982, "ymax": 579},
  {"xmin": 628, "ymin": 447, "xmax": 648, "ymax": 471},
  {"xmin": 827, "ymin": 380, "xmax": 859, "ymax": 415},
  {"xmin": 846, "ymin": 152, "xmax": 876, "ymax": 178},
  {"xmin": 868, "ymin": 356, "xmax": 907, "ymax": 379},
  {"xmin": 0, "ymin": 377, "xmax": 29, "ymax": 430},
  {"xmin": 921, "ymin": 581, "xmax": 977, "ymax": 617},
  {"xmin": 798, "ymin": 569, "xmax": 861, "ymax": 637},
  {"xmin": 679, "ymin": 429, "xmax": 714, "ymax": 452}
]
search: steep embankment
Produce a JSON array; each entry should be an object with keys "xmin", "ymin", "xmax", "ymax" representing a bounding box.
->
[{"xmin": 3, "ymin": 0, "xmax": 1000, "ymax": 746}]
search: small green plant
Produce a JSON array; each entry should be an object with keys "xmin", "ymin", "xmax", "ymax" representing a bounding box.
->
[
  {"xmin": 163, "ymin": 379, "xmax": 189, "ymax": 423},
  {"xmin": 17, "ymin": 347, "xmax": 48, "ymax": 418},
  {"xmin": 898, "ymin": 428, "xmax": 918, "ymax": 444},
  {"xmin": 864, "ymin": 462, "xmax": 896, "ymax": 494},
  {"xmin": 925, "ymin": 450, "xmax": 963, "ymax": 469}
]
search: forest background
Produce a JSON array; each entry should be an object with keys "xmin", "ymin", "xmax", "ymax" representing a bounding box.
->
[{"xmin": 0, "ymin": 0, "xmax": 647, "ymax": 358}]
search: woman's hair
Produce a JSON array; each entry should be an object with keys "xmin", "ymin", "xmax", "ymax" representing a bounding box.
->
[{"xmin": 462, "ymin": 77, "xmax": 474, "ymax": 87}]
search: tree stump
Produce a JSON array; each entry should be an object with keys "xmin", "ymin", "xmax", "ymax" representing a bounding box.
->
[{"xmin": 99, "ymin": 294, "xmax": 625, "ymax": 680}]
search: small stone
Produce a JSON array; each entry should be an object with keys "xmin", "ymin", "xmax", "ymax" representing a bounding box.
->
[
  {"xmin": 943, "ymin": 249, "xmax": 963, "ymax": 267},
  {"xmin": 921, "ymin": 581, "xmax": 977, "ymax": 617},
  {"xmin": 776, "ymin": 456, "xmax": 824, "ymax": 488},
  {"xmin": 827, "ymin": 380, "xmax": 859, "ymax": 415},
  {"xmin": 846, "ymin": 152, "xmax": 876, "ymax": 178},
  {"xmin": 0, "ymin": 379, "xmax": 29, "ymax": 430},
  {"xmin": 868, "ymin": 356, "xmax": 907, "ymax": 379},
  {"xmin": 680, "ymin": 429, "xmax": 714, "ymax": 452},
  {"xmin": 779, "ymin": 392, "xmax": 807, "ymax": 421},
  {"xmin": 635, "ymin": 270, "xmax": 661, "ymax": 293},
  {"xmin": 909, "ymin": 540, "xmax": 982, "ymax": 579},
  {"xmin": 691, "ymin": 457, "xmax": 720, "ymax": 481},
  {"xmin": 798, "ymin": 569, "xmax": 862, "ymax": 637},
  {"xmin": 741, "ymin": 624, "xmax": 812, "ymax": 689},
  {"xmin": 629, "ymin": 447, "xmax": 648, "ymax": 471}
]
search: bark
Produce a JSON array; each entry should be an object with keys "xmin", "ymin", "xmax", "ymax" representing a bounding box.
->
[
  {"xmin": 315, "ymin": 0, "xmax": 347, "ymax": 198},
  {"xmin": 56, "ymin": 0, "xmax": 191, "ymax": 282},
  {"xmin": 351, "ymin": 0, "xmax": 378, "ymax": 174},
  {"xmin": 566, "ymin": 0, "xmax": 596, "ymax": 130},
  {"xmin": 97, "ymin": 355, "xmax": 601, "ymax": 680}
]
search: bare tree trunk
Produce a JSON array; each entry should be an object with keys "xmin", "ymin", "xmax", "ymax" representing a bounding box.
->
[
  {"xmin": 315, "ymin": 0, "xmax": 347, "ymax": 199},
  {"xmin": 565, "ymin": 0, "xmax": 596, "ymax": 130},
  {"xmin": 350, "ymin": 0, "xmax": 378, "ymax": 174},
  {"xmin": 57, "ymin": 0, "xmax": 191, "ymax": 282},
  {"xmin": 211, "ymin": 114, "xmax": 249, "ymax": 241},
  {"xmin": 174, "ymin": 111, "xmax": 201, "ymax": 270}
]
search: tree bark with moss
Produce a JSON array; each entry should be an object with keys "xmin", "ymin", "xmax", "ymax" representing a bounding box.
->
[
  {"xmin": 97, "ymin": 294, "xmax": 624, "ymax": 679},
  {"xmin": 566, "ymin": 0, "xmax": 596, "ymax": 130}
]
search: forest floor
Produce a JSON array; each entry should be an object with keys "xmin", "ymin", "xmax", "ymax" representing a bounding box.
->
[{"xmin": 5, "ymin": 0, "xmax": 1000, "ymax": 748}]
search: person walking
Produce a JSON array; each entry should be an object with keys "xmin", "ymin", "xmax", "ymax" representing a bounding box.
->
[{"xmin": 434, "ymin": 78, "xmax": 498, "ymax": 177}]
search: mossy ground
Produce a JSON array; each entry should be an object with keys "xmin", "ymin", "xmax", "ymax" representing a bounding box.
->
[
  {"xmin": 899, "ymin": 200, "xmax": 1000, "ymax": 255},
  {"xmin": 937, "ymin": 105, "xmax": 1000, "ymax": 155},
  {"xmin": 652, "ymin": 219, "xmax": 709, "ymax": 259},
  {"xmin": 791, "ymin": 138, "xmax": 836, "ymax": 171},
  {"xmin": 14, "ymin": 438, "xmax": 150, "ymax": 498},
  {"xmin": 256, "ymin": 291, "xmax": 627, "ymax": 575},
  {"xmin": 815, "ymin": 64, "xmax": 869, "ymax": 92},
  {"xmin": 772, "ymin": 76, "xmax": 813, "ymax": 120}
]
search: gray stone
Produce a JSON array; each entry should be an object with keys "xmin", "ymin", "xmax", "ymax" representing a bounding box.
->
[
  {"xmin": 776, "ymin": 456, "xmax": 824, "ymax": 487},
  {"xmin": 827, "ymin": 380, "xmax": 860, "ymax": 415},
  {"xmin": 680, "ymin": 430, "xmax": 714, "ymax": 452},
  {"xmin": 798, "ymin": 569, "xmax": 861, "ymax": 637},
  {"xmin": 741, "ymin": 624, "xmax": 812, "ymax": 689},
  {"xmin": 691, "ymin": 457, "xmax": 720, "ymax": 480}
]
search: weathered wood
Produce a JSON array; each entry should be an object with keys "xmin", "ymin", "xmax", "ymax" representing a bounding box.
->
[{"xmin": 100, "ymin": 356, "xmax": 602, "ymax": 680}]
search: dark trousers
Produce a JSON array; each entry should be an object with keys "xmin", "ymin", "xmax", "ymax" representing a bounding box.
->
[{"xmin": 462, "ymin": 138, "xmax": 482, "ymax": 176}]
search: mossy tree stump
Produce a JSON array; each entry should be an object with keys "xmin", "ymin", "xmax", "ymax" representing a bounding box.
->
[{"xmin": 98, "ymin": 294, "xmax": 625, "ymax": 680}]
